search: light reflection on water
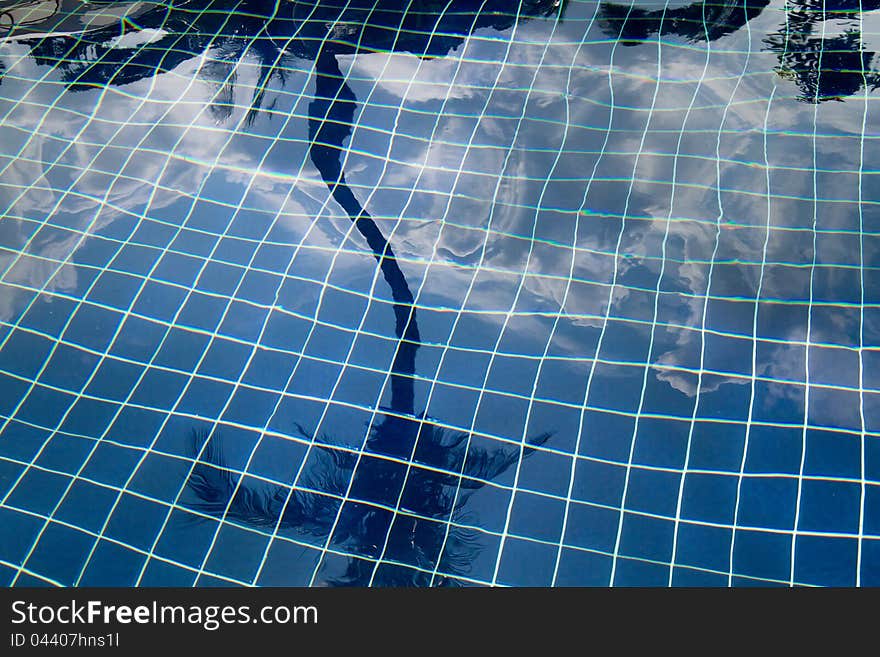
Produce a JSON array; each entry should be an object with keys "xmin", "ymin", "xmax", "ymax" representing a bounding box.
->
[{"xmin": 0, "ymin": 0, "xmax": 878, "ymax": 587}]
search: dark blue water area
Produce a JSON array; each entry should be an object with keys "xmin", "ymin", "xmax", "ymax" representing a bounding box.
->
[{"xmin": 0, "ymin": 0, "xmax": 879, "ymax": 587}]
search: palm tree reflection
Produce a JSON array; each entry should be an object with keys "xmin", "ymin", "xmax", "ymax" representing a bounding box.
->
[
  {"xmin": 180, "ymin": 0, "xmax": 557, "ymax": 587},
  {"xmin": 0, "ymin": 0, "xmax": 564, "ymax": 585},
  {"xmin": 764, "ymin": 0, "xmax": 880, "ymax": 101},
  {"xmin": 2, "ymin": 0, "xmax": 560, "ymax": 586},
  {"xmin": 596, "ymin": 0, "xmax": 880, "ymax": 102},
  {"xmin": 596, "ymin": 0, "xmax": 770, "ymax": 45}
]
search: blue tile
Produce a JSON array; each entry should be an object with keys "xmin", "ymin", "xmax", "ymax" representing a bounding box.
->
[
  {"xmin": 219, "ymin": 302, "xmax": 268, "ymax": 343},
  {"xmin": 130, "ymin": 368, "xmax": 189, "ymax": 410},
  {"xmin": 681, "ymin": 473, "xmax": 737, "ymax": 525},
  {"xmin": 509, "ymin": 490, "xmax": 565, "ymax": 543},
  {"xmin": 554, "ymin": 548, "xmax": 612, "ymax": 586},
  {"xmin": 640, "ymin": 370, "xmax": 697, "ymax": 419},
  {"xmin": 58, "ymin": 398, "xmax": 118, "ymax": 438},
  {"xmin": 572, "ymin": 458, "xmax": 625, "ymax": 507},
  {"xmin": 0, "ymin": 507, "xmax": 43, "ymax": 565},
  {"xmin": 154, "ymin": 327, "xmax": 210, "ymax": 372},
  {"xmin": 672, "ymin": 567, "xmax": 729, "ymax": 586},
  {"xmin": 256, "ymin": 540, "xmax": 323, "ymax": 586},
  {"xmin": 85, "ymin": 359, "xmax": 145, "ymax": 402},
  {"xmin": 859, "ymin": 539, "xmax": 880, "ymax": 586},
  {"xmin": 104, "ymin": 493, "xmax": 169, "ymax": 551},
  {"xmin": 153, "ymin": 252, "xmax": 203, "ymax": 288},
  {"xmin": 517, "ymin": 446, "xmax": 572, "ymax": 498},
  {"xmin": 204, "ymin": 524, "xmax": 270, "ymax": 583},
  {"xmin": 5, "ymin": 468, "xmax": 71, "ymax": 516},
  {"xmin": 66, "ymin": 303, "xmax": 123, "ymax": 352},
  {"xmin": 564, "ymin": 503, "xmax": 619, "ymax": 553},
  {"xmin": 107, "ymin": 317, "xmax": 165, "ymax": 362},
  {"xmin": 737, "ymin": 476, "xmax": 798, "ymax": 530},
  {"xmin": 34, "ymin": 433, "xmax": 93, "ymax": 475},
  {"xmin": 131, "ymin": 281, "xmax": 188, "ymax": 324},
  {"xmin": 732, "ymin": 530, "xmax": 791, "ymax": 583},
  {"xmin": 0, "ymin": 330, "xmax": 53, "ymax": 379},
  {"xmin": 15, "ymin": 386, "xmax": 76, "ymax": 428},
  {"xmin": 139, "ymin": 558, "xmax": 197, "ymax": 586},
  {"xmin": 580, "ymin": 410, "xmax": 636, "ymax": 463},
  {"xmin": 154, "ymin": 509, "xmax": 219, "ymax": 568},
  {"xmin": 55, "ymin": 480, "xmax": 119, "ymax": 534},
  {"xmin": 618, "ymin": 513, "xmax": 674, "ymax": 563},
  {"xmin": 633, "ymin": 418, "xmax": 689, "ymax": 469},
  {"xmin": 587, "ymin": 363, "xmax": 646, "ymax": 414},
  {"xmin": 222, "ymin": 387, "xmax": 280, "ymax": 429},
  {"xmin": 688, "ymin": 421, "xmax": 746, "ymax": 473},
  {"xmin": 797, "ymin": 480, "xmax": 861, "ymax": 534},
  {"xmin": 105, "ymin": 406, "xmax": 166, "ymax": 449},
  {"xmin": 80, "ymin": 443, "xmax": 142, "ymax": 488},
  {"xmin": 794, "ymin": 535, "xmax": 858, "ymax": 587},
  {"xmin": 78, "ymin": 539, "xmax": 146, "ymax": 586},
  {"xmin": 19, "ymin": 297, "xmax": 76, "ymax": 338},
  {"xmin": 623, "ymin": 468, "xmax": 681, "ymax": 517},
  {"xmin": 745, "ymin": 426, "xmax": 804, "ymax": 475},
  {"xmin": 128, "ymin": 453, "xmax": 193, "ymax": 502},
  {"xmin": 695, "ymin": 377, "xmax": 752, "ymax": 422},
  {"xmin": 803, "ymin": 429, "xmax": 861, "ymax": 479},
  {"xmin": 177, "ymin": 377, "xmax": 234, "ymax": 418},
  {"xmin": 612, "ymin": 557, "xmax": 670, "ymax": 587},
  {"xmin": 177, "ymin": 292, "xmax": 228, "ymax": 333},
  {"xmin": 248, "ymin": 435, "xmax": 308, "ymax": 484},
  {"xmin": 0, "ymin": 459, "xmax": 24, "ymax": 499},
  {"xmin": 496, "ymin": 536, "xmax": 556, "ymax": 587},
  {"xmin": 24, "ymin": 524, "xmax": 95, "ymax": 586},
  {"xmin": 88, "ymin": 271, "xmax": 143, "ymax": 309},
  {"xmin": 673, "ymin": 523, "xmax": 732, "ymax": 573}
]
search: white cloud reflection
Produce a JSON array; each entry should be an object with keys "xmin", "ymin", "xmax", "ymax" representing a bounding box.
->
[{"xmin": 0, "ymin": 4, "xmax": 876, "ymax": 418}]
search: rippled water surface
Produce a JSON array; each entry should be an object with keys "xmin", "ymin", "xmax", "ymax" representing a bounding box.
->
[{"xmin": 1, "ymin": 0, "xmax": 879, "ymax": 586}]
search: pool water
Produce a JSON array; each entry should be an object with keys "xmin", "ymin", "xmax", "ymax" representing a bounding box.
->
[{"xmin": 0, "ymin": 0, "xmax": 879, "ymax": 587}]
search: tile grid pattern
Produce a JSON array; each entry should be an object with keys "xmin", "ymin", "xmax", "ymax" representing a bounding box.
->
[{"xmin": 0, "ymin": 0, "xmax": 877, "ymax": 587}]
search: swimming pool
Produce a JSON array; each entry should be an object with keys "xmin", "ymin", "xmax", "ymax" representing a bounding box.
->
[{"xmin": 0, "ymin": 0, "xmax": 878, "ymax": 587}]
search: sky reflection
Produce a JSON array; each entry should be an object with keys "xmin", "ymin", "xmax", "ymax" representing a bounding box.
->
[{"xmin": 0, "ymin": 0, "xmax": 879, "ymax": 587}]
